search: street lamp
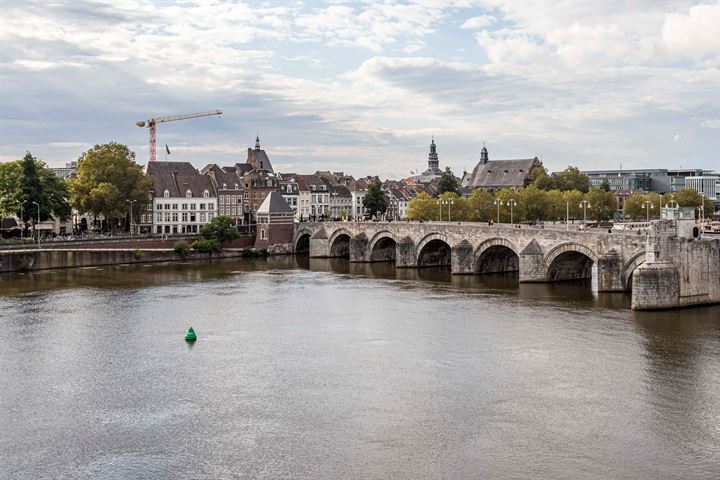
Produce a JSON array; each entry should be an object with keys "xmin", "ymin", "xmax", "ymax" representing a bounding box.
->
[
  {"xmin": 32, "ymin": 201, "xmax": 40, "ymax": 248},
  {"xmin": 666, "ymin": 194, "xmax": 678, "ymax": 209},
  {"xmin": 436, "ymin": 199, "xmax": 442, "ymax": 221},
  {"xmin": 507, "ymin": 199, "xmax": 517, "ymax": 225},
  {"xmin": 443, "ymin": 199, "xmax": 455, "ymax": 221},
  {"xmin": 580, "ymin": 200, "xmax": 591, "ymax": 224},
  {"xmin": 641, "ymin": 201, "xmax": 654, "ymax": 223},
  {"xmin": 126, "ymin": 199, "xmax": 137, "ymax": 236},
  {"xmin": 566, "ymin": 201, "xmax": 569, "ymax": 231},
  {"xmin": 19, "ymin": 200, "xmax": 27, "ymax": 238},
  {"xmin": 493, "ymin": 199, "xmax": 503, "ymax": 223}
]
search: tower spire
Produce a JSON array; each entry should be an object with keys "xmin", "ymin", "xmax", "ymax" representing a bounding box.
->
[
  {"xmin": 255, "ymin": 133, "xmax": 261, "ymax": 150},
  {"xmin": 480, "ymin": 141, "xmax": 488, "ymax": 164},
  {"xmin": 427, "ymin": 136, "xmax": 439, "ymax": 174}
]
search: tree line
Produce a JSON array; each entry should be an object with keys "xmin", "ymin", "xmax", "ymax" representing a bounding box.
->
[{"xmin": 406, "ymin": 186, "xmax": 711, "ymax": 223}]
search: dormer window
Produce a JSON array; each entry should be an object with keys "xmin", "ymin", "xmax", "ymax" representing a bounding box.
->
[
  {"xmin": 234, "ymin": 183, "xmax": 239, "ymax": 189},
  {"xmin": 163, "ymin": 189, "xmax": 170, "ymax": 198},
  {"xmin": 186, "ymin": 190, "xmax": 192, "ymax": 198},
  {"xmin": 311, "ymin": 185, "xmax": 316, "ymax": 191},
  {"xmin": 203, "ymin": 189, "xmax": 210, "ymax": 198},
  {"xmin": 267, "ymin": 179, "xmax": 272, "ymax": 187},
  {"xmin": 222, "ymin": 183, "xmax": 227, "ymax": 189}
]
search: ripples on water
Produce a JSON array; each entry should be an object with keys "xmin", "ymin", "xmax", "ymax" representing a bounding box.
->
[{"xmin": 1, "ymin": 257, "xmax": 719, "ymax": 479}]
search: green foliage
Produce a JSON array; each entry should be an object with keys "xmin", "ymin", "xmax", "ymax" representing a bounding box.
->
[
  {"xmin": 532, "ymin": 165, "xmax": 590, "ymax": 193},
  {"xmin": 191, "ymin": 238, "xmax": 221, "ymax": 253},
  {"xmin": 0, "ymin": 153, "xmax": 71, "ymax": 224},
  {"xmin": 240, "ymin": 247, "xmax": 268, "ymax": 257},
  {"xmin": 600, "ymin": 179, "xmax": 611, "ymax": 192},
  {"xmin": 132, "ymin": 249, "xmax": 143, "ymax": 260},
  {"xmin": 200, "ymin": 215, "xmax": 239, "ymax": 242},
  {"xmin": 584, "ymin": 188, "xmax": 616, "ymax": 221},
  {"xmin": 623, "ymin": 193, "xmax": 662, "ymax": 221},
  {"xmin": 466, "ymin": 189, "xmax": 495, "ymax": 222},
  {"xmin": 661, "ymin": 188, "xmax": 714, "ymax": 218},
  {"xmin": 70, "ymin": 142, "xmax": 152, "ymax": 230},
  {"xmin": 437, "ymin": 167, "xmax": 459, "ymax": 195},
  {"xmin": 339, "ymin": 208, "xmax": 348, "ymax": 220},
  {"xmin": 362, "ymin": 179, "xmax": 388, "ymax": 218},
  {"xmin": 174, "ymin": 241, "xmax": 191, "ymax": 258},
  {"xmin": 406, "ymin": 192, "xmax": 437, "ymax": 221}
]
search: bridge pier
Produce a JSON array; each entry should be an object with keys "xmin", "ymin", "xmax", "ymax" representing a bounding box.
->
[
  {"xmin": 349, "ymin": 233, "xmax": 368, "ymax": 262},
  {"xmin": 518, "ymin": 240, "xmax": 546, "ymax": 282},
  {"xmin": 451, "ymin": 241, "xmax": 475, "ymax": 274},
  {"xmin": 597, "ymin": 249, "xmax": 626, "ymax": 292},
  {"xmin": 396, "ymin": 237, "xmax": 417, "ymax": 268}
]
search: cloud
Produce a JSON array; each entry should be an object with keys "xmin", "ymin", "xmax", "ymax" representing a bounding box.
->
[
  {"xmin": 460, "ymin": 15, "xmax": 495, "ymax": 29},
  {"xmin": 662, "ymin": 2, "xmax": 720, "ymax": 62}
]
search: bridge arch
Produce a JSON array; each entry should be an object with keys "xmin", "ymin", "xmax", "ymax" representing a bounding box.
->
[
  {"xmin": 328, "ymin": 228, "xmax": 352, "ymax": 258},
  {"xmin": 623, "ymin": 251, "xmax": 646, "ymax": 290},
  {"xmin": 474, "ymin": 237, "xmax": 520, "ymax": 274},
  {"xmin": 416, "ymin": 233, "xmax": 451, "ymax": 267},
  {"xmin": 368, "ymin": 230, "xmax": 397, "ymax": 262},
  {"xmin": 294, "ymin": 227, "xmax": 313, "ymax": 254},
  {"xmin": 544, "ymin": 242, "xmax": 599, "ymax": 282}
]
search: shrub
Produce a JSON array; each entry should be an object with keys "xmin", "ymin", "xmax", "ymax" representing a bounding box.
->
[
  {"xmin": 174, "ymin": 241, "xmax": 190, "ymax": 258},
  {"xmin": 132, "ymin": 249, "xmax": 143, "ymax": 260},
  {"xmin": 191, "ymin": 238, "xmax": 221, "ymax": 253}
]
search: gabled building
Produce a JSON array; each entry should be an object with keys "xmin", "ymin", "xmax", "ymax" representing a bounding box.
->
[
  {"xmin": 255, "ymin": 191, "xmax": 294, "ymax": 248},
  {"xmin": 202, "ymin": 164, "xmax": 245, "ymax": 226},
  {"xmin": 145, "ymin": 161, "xmax": 217, "ymax": 234},
  {"xmin": 278, "ymin": 179, "xmax": 299, "ymax": 217},
  {"xmin": 247, "ymin": 135, "xmax": 274, "ymax": 172},
  {"xmin": 461, "ymin": 146, "xmax": 541, "ymax": 191}
]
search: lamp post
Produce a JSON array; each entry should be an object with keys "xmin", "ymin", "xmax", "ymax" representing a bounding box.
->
[
  {"xmin": 641, "ymin": 201, "xmax": 654, "ymax": 223},
  {"xmin": 507, "ymin": 199, "xmax": 517, "ymax": 226},
  {"xmin": 566, "ymin": 201, "xmax": 569, "ymax": 231},
  {"xmin": 580, "ymin": 200, "xmax": 591, "ymax": 224},
  {"xmin": 20, "ymin": 200, "xmax": 27, "ymax": 238},
  {"xmin": 32, "ymin": 201, "xmax": 40, "ymax": 248},
  {"xmin": 126, "ymin": 199, "xmax": 137, "ymax": 236},
  {"xmin": 494, "ymin": 199, "xmax": 503, "ymax": 223},
  {"xmin": 436, "ymin": 199, "xmax": 442, "ymax": 221},
  {"xmin": 666, "ymin": 194, "xmax": 678, "ymax": 209},
  {"xmin": 442, "ymin": 199, "xmax": 455, "ymax": 222}
]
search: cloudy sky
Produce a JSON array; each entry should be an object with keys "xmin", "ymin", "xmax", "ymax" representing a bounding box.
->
[{"xmin": 1, "ymin": 0, "xmax": 719, "ymax": 178}]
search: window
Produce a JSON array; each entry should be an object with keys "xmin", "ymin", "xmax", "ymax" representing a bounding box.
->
[
  {"xmin": 182, "ymin": 203, "xmax": 188, "ymax": 210},
  {"xmin": 190, "ymin": 203, "xmax": 196, "ymax": 210},
  {"xmin": 260, "ymin": 229, "xmax": 265, "ymax": 240},
  {"xmin": 172, "ymin": 204, "xmax": 178, "ymax": 210},
  {"xmin": 172, "ymin": 212, "xmax": 178, "ymax": 222},
  {"xmin": 156, "ymin": 204, "xmax": 162, "ymax": 210},
  {"xmin": 156, "ymin": 213, "xmax": 162, "ymax": 222},
  {"xmin": 244, "ymin": 192, "xmax": 248, "ymax": 199},
  {"xmin": 200, "ymin": 203, "xmax": 206, "ymax": 210},
  {"xmin": 190, "ymin": 213, "xmax": 196, "ymax": 222},
  {"xmin": 203, "ymin": 189, "xmax": 209, "ymax": 198},
  {"xmin": 186, "ymin": 190, "xmax": 192, "ymax": 198},
  {"xmin": 200, "ymin": 212, "xmax": 206, "ymax": 222},
  {"xmin": 266, "ymin": 179, "xmax": 272, "ymax": 187},
  {"xmin": 163, "ymin": 190, "xmax": 170, "ymax": 198},
  {"xmin": 164, "ymin": 212, "xmax": 171, "ymax": 222},
  {"xmin": 222, "ymin": 183, "xmax": 227, "ymax": 189},
  {"xmin": 182, "ymin": 213, "xmax": 188, "ymax": 222},
  {"xmin": 234, "ymin": 183, "xmax": 239, "ymax": 189},
  {"xmin": 208, "ymin": 212, "xmax": 214, "ymax": 220},
  {"xmin": 220, "ymin": 196, "xmax": 225, "ymax": 205},
  {"xmin": 164, "ymin": 204, "xmax": 170, "ymax": 210}
]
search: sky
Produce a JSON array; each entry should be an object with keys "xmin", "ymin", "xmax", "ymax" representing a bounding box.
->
[{"xmin": 1, "ymin": 0, "xmax": 719, "ymax": 178}]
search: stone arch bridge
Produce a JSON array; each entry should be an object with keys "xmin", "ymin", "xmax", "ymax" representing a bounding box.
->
[{"xmin": 294, "ymin": 221, "xmax": 648, "ymax": 292}]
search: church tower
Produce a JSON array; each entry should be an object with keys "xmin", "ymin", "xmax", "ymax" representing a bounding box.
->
[
  {"xmin": 427, "ymin": 136, "xmax": 440, "ymax": 174},
  {"xmin": 480, "ymin": 143, "xmax": 488, "ymax": 165}
]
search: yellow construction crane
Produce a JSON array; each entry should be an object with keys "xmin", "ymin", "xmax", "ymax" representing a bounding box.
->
[{"xmin": 136, "ymin": 109, "xmax": 222, "ymax": 162}]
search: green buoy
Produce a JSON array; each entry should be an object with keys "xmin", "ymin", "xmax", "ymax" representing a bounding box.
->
[{"xmin": 184, "ymin": 327, "xmax": 197, "ymax": 342}]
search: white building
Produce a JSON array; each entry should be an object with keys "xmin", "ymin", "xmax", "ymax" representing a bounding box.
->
[
  {"xmin": 145, "ymin": 161, "xmax": 218, "ymax": 234},
  {"xmin": 685, "ymin": 176, "xmax": 718, "ymax": 200}
]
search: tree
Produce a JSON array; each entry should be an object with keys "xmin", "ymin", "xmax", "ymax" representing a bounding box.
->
[
  {"xmin": 530, "ymin": 165, "xmax": 556, "ymax": 191},
  {"xmin": 439, "ymin": 191, "xmax": 468, "ymax": 221},
  {"xmin": 562, "ymin": 190, "xmax": 584, "ymax": 221},
  {"xmin": 662, "ymin": 188, "xmax": 714, "ymax": 219},
  {"xmin": 584, "ymin": 188, "xmax": 616, "ymax": 221},
  {"xmin": 0, "ymin": 153, "xmax": 71, "ymax": 230},
  {"xmin": 600, "ymin": 179, "xmax": 611, "ymax": 192},
  {"xmin": 553, "ymin": 166, "xmax": 590, "ymax": 193},
  {"xmin": 623, "ymin": 193, "xmax": 662, "ymax": 221},
  {"xmin": 406, "ymin": 192, "xmax": 437, "ymax": 221},
  {"xmin": 545, "ymin": 189, "xmax": 565, "ymax": 222},
  {"xmin": 437, "ymin": 167, "xmax": 459, "ymax": 195},
  {"xmin": 466, "ymin": 189, "xmax": 495, "ymax": 222},
  {"xmin": 70, "ymin": 143, "xmax": 152, "ymax": 231},
  {"xmin": 517, "ymin": 185, "xmax": 549, "ymax": 223},
  {"xmin": 494, "ymin": 188, "xmax": 524, "ymax": 223},
  {"xmin": 200, "ymin": 215, "xmax": 239, "ymax": 242},
  {"xmin": 362, "ymin": 179, "xmax": 388, "ymax": 218}
]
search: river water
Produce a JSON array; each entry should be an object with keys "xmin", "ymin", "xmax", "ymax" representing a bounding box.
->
[{"xmin": 1, "ymin": 257, "xmax": 719, "ymax": 479}]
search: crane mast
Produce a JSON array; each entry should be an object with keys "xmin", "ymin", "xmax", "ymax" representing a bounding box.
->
[{"xmin": 136, "ymin": 109, "xmax": 222, "ymax": 162}]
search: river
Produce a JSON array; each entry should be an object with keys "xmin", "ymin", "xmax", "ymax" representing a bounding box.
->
[{"xmin": 1, "ymin": 257, "xmax": 719, "ymax": 479}]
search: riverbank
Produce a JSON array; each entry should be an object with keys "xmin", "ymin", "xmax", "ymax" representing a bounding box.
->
[{"xmin": 0, "ymin": 244, "xmax": 293, "ymax": 273}]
